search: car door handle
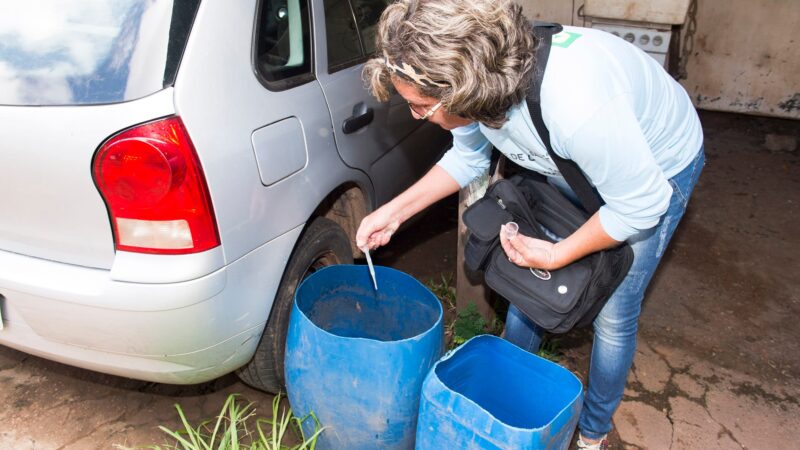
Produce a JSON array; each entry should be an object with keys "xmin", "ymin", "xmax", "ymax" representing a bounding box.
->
[{"xmin": 342, "ymin": 103, "xmax": 374, "ymax": 134}]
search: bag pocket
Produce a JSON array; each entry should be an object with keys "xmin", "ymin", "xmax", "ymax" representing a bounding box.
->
[
  {"xmin": 462, "ymin": 196, "xmax": 513, "ymax": 272},
  {"xmin": 464, "ymin": 233, "xmax": 498, "ymax": 272},
  {"xmin": 514, "ymin": 175, "xmax": 587, "ymax": 237},
  {"xmin": 484, "ymin": 248, "xmax": 593, "ymax": 332}
]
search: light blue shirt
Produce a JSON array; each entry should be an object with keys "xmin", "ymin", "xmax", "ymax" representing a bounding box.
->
[{"xmin": 437, "ymin": 26, "xmax": 703, "ymax": 241}]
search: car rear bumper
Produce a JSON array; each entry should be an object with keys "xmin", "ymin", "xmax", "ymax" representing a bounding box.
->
[{"xmin": 0, "ymin": 225, "xmax": 303, "ymax": 384}]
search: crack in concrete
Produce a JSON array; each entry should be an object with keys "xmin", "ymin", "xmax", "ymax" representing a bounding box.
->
[
  {"xmin": 630, "ymin": 349, "xmax": 797, "ymax": 450},
  {"xmin": 701, "ymin": 386, "xmax": 746, "ymax": 450},
  {"xmin": 622, "ymin": 366, "xmax": 678, "ymax": 414},
  {"xmin": 649, "ymin": 345, "xmax": 679, "ymax": 372},
  {"xmin": 717, "ymin": 428, "xmax": 744, "ymax": 450},
  {"xmin": 655, "ymin": 346, "xmax": 755, "ymax": 450},
  {"xmin": 626, "ymin": 342, "xmax": 744, "ymax": 450},
  {"xmin": 666, "ymin": 409, "xmax": 677, "ymax": 450}
]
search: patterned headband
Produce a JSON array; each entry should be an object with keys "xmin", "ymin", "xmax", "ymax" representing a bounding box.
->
[{"xmin": 383, "ymin": 51, "xmax": 448, "ymax": 88}]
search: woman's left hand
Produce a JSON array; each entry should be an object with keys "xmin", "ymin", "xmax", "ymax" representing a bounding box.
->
[{"xmin": 499, "ymin": 224, "xmax": 562, "ymax": 270}]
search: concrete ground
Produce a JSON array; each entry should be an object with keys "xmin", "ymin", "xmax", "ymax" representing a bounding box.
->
[{"xmin": 1, "ymin": 110, "xmax": 798, "ymax": 449}]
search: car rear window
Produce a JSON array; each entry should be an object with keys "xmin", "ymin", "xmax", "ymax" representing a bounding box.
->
[{"xmin": 0, "ymin": 0, "xmax": 200, "ymax": 106}]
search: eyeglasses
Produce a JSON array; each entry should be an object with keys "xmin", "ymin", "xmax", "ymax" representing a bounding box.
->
[{"xmin": 408, "ymin": 100, "xmax": 443, "ymax": 120}]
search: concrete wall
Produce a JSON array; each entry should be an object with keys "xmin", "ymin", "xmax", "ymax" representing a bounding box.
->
[
  {"xmin": 518, "ymin": 0, "xmax": 800, "ymax": 119},
  {"xmin": 683, "ymin": 0, "xmax": 800, "ymax": 119},
  {"xmin": 519, "ymin": 0, "xmax": 588, "ymax": 27}
]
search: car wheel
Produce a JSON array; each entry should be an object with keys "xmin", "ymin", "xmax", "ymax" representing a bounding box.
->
[{"xmin": 236, "ymin": 217, "xmax": 353, "ymax": 393}]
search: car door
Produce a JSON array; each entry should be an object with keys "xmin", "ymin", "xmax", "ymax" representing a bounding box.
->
[{"xmin": 314, "ymin": 0, "xmax": 449, "ymax": 207}]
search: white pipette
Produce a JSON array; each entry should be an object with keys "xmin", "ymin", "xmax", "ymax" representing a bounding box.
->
[{"xmin": 362, "ymin": 247, "xmax": 378, "ymax": 290}]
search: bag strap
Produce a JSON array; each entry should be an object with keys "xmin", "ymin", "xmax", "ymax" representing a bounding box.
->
[{"xmin": 527, "ymin": 22, "xmax": 604, "ymax": 215}]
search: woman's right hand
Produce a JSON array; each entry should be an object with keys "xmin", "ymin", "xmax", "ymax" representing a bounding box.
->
[
  {"xmin": 356, "ymin": 205, "xmax": 401, "ymax": 250},
  {"xmin": 355, "ymin": 165, "xmax": 462, "ymax": 251}
]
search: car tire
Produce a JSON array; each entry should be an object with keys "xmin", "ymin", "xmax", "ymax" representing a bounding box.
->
[{"xmin": 236, "ymin": 217, "xmax": 353, "ymax": 393}]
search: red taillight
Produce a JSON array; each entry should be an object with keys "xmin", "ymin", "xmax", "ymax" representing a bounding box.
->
[{"xmin": 92, "ymin": 116, "xmax": 220, "ymax": 254}]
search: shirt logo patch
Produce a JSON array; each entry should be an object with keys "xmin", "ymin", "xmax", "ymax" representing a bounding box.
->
[{"xmin": 551, "ymin": 31, "xmax": 581, "ymax": 48}]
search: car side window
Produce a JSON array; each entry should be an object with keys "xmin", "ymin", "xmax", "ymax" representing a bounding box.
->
[
  {"xmin": 255, "ymin": 0, "xmax": 314, "ymax": 90},
  {"xmin": 324, "ymin": 0, "xmax": 363, "ymax": 71},
  {"xmin": 351, "ymin": 0, "xmax": 390, "ymax": 55},
  {"xmin": 323, "ymin": 0, "xmax": 390, "ymax": 72}
]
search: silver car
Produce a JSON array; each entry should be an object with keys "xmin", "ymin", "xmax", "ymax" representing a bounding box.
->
[{"xmin": 0, "ymin": 0, "xmax": 449, "ymax": 393}]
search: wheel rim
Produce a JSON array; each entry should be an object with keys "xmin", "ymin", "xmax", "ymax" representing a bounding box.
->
[{"xmin": 302, "ymin": 250, "xmax": 341, "ymax": 281}]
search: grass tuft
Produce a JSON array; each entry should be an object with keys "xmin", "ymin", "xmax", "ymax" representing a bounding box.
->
[
  {"xmin": 117, "ymin": 393, "xmax": 323, "ymax": 450},
  {"xmin": 536, "ymin": 336, "xmax": 563, "ymax": 363},
  {"xmin": 452, "ymin": 303, "xmax": 487, "ymax": 346},
  {"xmin": 426, "ymin": 274, "xmax": 456, "ymax": 314},
  {"xmin": 425, "ymin": 274, "xmax": 563, "ymax": 362}
]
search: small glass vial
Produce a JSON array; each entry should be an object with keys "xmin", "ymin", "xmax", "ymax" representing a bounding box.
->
[{"xmin": 504, "ymin": 221, "xmax": 519, "ymax": 240}]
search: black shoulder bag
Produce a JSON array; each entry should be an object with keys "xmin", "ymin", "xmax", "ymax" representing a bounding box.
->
[{"xmin": 462, "ymin": 23, "xmax": 634, "ymax": 333}]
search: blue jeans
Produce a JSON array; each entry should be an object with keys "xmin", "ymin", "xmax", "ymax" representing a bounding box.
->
[{"xmin": 504, "ymin": 148, "xmax": 705, "ymax": 439}]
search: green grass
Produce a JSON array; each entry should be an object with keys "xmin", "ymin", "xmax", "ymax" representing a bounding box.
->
[
  {"xmin": 426, "ymin": 275, "xmax": 564, "ymax": 361},
  {"xmin": 426, "ymin": 274, "xmax": 456, "ymax": 315},
  {"xmin": 426, "ymin": 275, "xmax": 504, "ymax": 349},
  {"xmin": 119, "ymin": 393, "xmax": 323, "ymax": 450},
  {"xmin": 452, "ymin": 302, "xmax": 488, "ymax": 346},
  {"xmin": 535, "ymin": 336, "xmax": 562, "ymax": 363}
]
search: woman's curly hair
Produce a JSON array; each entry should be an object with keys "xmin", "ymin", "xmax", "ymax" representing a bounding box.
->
[{"xmin": 363, "ymin": 0, "xmax": 536, "ymax": 129}]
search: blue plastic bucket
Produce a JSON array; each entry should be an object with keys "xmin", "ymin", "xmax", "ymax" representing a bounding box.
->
[
  {"xmin": 285, "ymin": 264, "xmax": 444, "ymax": 450},
  {"xmin": 415, "ymin": 335, "xmax": 583, "ymax": 450}
]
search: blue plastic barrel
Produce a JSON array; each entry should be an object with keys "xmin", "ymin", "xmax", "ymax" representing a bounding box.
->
[
  {"xmin": 285, "ymin": 264, "xmax": 444, "ymax": 450},
  {"xmin": 415, "ymin": 335, "xmax": 583, "ymax": 450}
]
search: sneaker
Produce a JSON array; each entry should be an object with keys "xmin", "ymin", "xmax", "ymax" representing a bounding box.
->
[{"xmin": 576, "ymin": 434, "xmax": 609, "ymax": 450}]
